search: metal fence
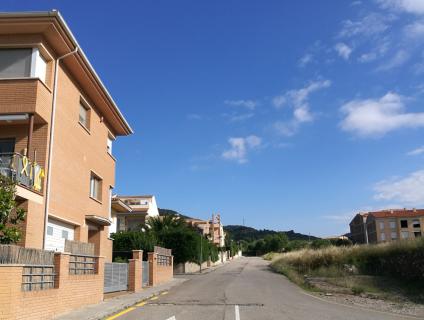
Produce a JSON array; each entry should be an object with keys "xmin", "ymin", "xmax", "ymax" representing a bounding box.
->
[
  {"xmin": 69, "ymin": 254, "xmax": 97, "ymax": 275},
  {"xmin": 142, "ymin": 260, "xmax": 149, "ymax": 287},
  {"xmin": 22, "ymin": 265, "xmax": 55, "ymax": 291},
  {"xmin": 104, "ymin": 262, "xmax": 128, "ymax": 293}
]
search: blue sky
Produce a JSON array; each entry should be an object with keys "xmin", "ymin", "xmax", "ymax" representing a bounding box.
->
[{"xmin": 3, "ymin": 0, "xmax": 424, "ymax": 236}]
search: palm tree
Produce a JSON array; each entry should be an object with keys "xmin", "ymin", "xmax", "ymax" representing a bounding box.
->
[{"xmin": 146, "ymin": 214, "xmax": 186, "ymax": 234}]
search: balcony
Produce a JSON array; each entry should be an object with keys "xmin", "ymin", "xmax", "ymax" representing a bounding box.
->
[
  {"xmin": 0, "ymin": 153, "xmax": 44, "ymax": 202},
  {"xmin": 0, "ymin": 78, "xmax": 52, "ymax": 123}
]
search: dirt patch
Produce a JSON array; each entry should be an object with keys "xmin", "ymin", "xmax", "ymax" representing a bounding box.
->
[
  {"xmin": 314, "ymin": 291, "xmax": 424, "ymax": 318},
  {"xmin": 305, "ymin": 276, "xmax": 424, "ymax": 318}
]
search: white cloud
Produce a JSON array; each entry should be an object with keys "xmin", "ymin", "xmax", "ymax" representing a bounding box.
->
[
  {"xmin": 407, "ymin": 146, "xmax": 424, "ymax": 155},
  {"xmin": 272, "ymin": 95, "xmax": 286, "ymax": 108},
  {"xmin": 222, "ymin": 135, "xmax": 262, "ymax": 164},
  {"xmin": 223, "ymin": 112, "xmax": 254, "ymax": 122},
  {"xmin": 377, "ymin": 0, "xmax": 424, "ymax": 15},
  {"xmin": 224, "ymin": 99, "xmax": 257, "ymax": 110},
  {"xmin": 404, "ymin": 20, "xmax": 424, "ymax": 37},
  {"xmin": 187, "ymin": 113, "xmax": 203, "ymax": 120},
  {"xmin": 374, "ymin": 170, "xmax": 424, "ymax": 206},
  {"xmin": 273, "ymin": 80, "xmax": 331, "ymax": 136},
  {"xmin": 299, "ymin": 53, "xmax": 313, "ymax": 67},
  {"xmin": 324, "ymin": 213, "xmax": 355, "ymax": 223},
  {"xmin": 340, "ymin": 92, "xmax": 424, "ymax": 137},
  {"xmin": 339, "ymin": 13, "xmax": 393, "ymax": 38},
  {"xmin": 358, "ymin": 38, "xmax": 390, "ymax": 63},
  {"xmin": 334, "ymin": 42, "xmax": 353, "ymax": 60},
  {"xmin": 376, "ymin": 49, "xmax": 410, "ymax": 71}
]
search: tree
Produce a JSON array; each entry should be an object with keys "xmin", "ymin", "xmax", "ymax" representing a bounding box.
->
[{"xmin": 0, "ymin": 176, "xmax": 26, "ymax": 244}]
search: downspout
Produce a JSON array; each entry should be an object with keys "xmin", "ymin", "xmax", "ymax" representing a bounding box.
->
[{"xmin": 42, "ymin": 47, "xmax": 79, "ymax": 249}]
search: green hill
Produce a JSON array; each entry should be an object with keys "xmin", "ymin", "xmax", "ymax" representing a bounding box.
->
[{"xmin": 224, "ymin": 225, "xmax": 319, "ymax": 242}]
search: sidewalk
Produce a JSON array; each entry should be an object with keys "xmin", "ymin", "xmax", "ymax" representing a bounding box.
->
[{"xmin": 55, "ymin": 278, "xmax": 187, "ymax": 320}]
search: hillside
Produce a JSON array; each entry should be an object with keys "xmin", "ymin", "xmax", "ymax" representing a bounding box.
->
[{"xmin": 224, "ymin": 225, "xmax": 319, "ymax": 242}]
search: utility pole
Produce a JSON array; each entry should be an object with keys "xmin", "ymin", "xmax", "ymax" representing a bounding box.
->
[{"xmin": 199, "ymin": 233, "xmax": 203, "ymax": 273}]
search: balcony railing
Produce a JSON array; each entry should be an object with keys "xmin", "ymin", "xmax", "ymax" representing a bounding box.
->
[{"xmin": 0, "ymin": 153, "xmax": 44, "ymax": 193}]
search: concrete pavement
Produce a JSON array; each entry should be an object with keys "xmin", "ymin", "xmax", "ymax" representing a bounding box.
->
[{"xmin": 109, "ymin": 257, "xmax": 417, "ymax": 320}]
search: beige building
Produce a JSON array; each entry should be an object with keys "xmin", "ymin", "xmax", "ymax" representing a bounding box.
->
[
  {"xmin": 0, "ymin": 11, "xmax": 132, "ymax": 261},
  {"xmin": 349, "ymin": 209, "xmax": 424, "ymax": 244},
  {"xmin": 110, "ymin": 195, "xmax": 160, "ymax": 232},
  {"xmin": 186, "ymin": 213, "xmax": 226, "ymax": 247}
]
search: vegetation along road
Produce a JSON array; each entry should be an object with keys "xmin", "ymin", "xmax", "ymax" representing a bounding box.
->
[{"xmin": 107, "ymin": 257, "xmax": 414, "ymax": 320}]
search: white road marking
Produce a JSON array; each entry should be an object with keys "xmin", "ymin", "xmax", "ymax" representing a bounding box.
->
[
  {"xmin": 166, "ymin": 316, "xmax": 176, "ymax": 320},
  {"xmin": 235, "ymin": 305, "xmax": 240, "ymax": 320}
]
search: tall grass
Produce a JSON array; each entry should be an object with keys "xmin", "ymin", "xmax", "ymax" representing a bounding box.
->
[{"xmin": 271, "ymin": 238, "xmax": 424, "ymax": 281}]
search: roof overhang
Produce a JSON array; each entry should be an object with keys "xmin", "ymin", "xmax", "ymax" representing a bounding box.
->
[
  {"xmin": 85, "ymin": 215, "xmax": 111, "ymax": 226},
  {"xmin": 0, "ymin": 10, "xmax": 133, "ymax": 136},
  {"xmin": 111, "ymin": 198, "xmax": 132, "ymax": 213}
]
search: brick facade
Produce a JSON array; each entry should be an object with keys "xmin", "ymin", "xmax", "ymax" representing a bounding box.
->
[
  {"xmin": 0, "ymin": 13, "xmax": 132, "ymax": 261},
  {"xmin": 0, "ymin": 252, "xmax": 104, "ymax": 320},
  {"xmin": 148, "ymin": 252, "xmax": 173, "ymax": 287}
]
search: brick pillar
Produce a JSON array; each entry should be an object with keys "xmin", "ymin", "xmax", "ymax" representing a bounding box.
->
[
  {"xmin": 0, "ymin": 265, "xmax": 23, "ymax": 319},
  {"xmin": 148, "ymin": 252, "xmax": 157, "ymax": 287},
  {"xmin": 128, "ymin": 250, "xmax": 142, "ymax": 292},
  {"xmin": 54, "ymin": 252, "xmax": 71, "ymax": 288}
]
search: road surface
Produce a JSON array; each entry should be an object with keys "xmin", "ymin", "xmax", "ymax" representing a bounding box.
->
[{"xmin": 113, "ymin": 257, "xmax": 414, "ymax": 320}]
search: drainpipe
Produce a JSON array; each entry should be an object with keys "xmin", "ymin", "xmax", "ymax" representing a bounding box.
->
[{"xmin": 42, "ymin": 47, "xmax": 79, "ymax": 249}]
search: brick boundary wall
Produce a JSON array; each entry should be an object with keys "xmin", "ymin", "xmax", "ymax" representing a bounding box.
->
[
  {"xmin": 0, "ymin": 252, "xmax": 104, "ymax": 320},
  {"xmin": 148, "ymin": 252, "xmax": 173, "ymax": 287}
]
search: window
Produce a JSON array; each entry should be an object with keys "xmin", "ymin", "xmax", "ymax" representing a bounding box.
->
[
  {"xmin": 414, "ymin": 231, "xmax": 422, "ymax": 238},
  {"xmin": 391, "ymin": 232, "xmax": 397, "ymax": 240},
  {"xmin": 380, "ymin": 233, "xmax": 386, "ymax": 241},
  {"xmin": 0, "ymin": 48, "xmax": 32, "ymax": 78},
  {"xmin": 412, "ymin": 219, "xmax": 421, "ymax": 228},
  {"xmin": 379, "ymin": 221, "xmax": 385, "ymax": 230},
  {"xmin": 79, "ymin": 102, "xmax": 90, "ymax": 129},
  {"xmin": 47, "ymin": 226, "xmax": 53, "ymax": 236},
  {"xmin": 33, "ymin": 50, "xmax": 47, "ymax": 83},
  {"xmin": 90, "ymin": 173, "xmax": 102, "ymax": 201},
  {"xmin": 62, "ymin": 230, "xmax": 69, "ymax": 240},
  {"xmin": 400, "ymin": 220, "xmax": 408, "ymax": 228},
  {"xmin": 0, "ymin": 48, "xmax": 47, "ymax": 82},
  {"xmin": 107, "ymin": 135, "xmax": 113, "ymax": 155},
  {"xmin": 389, "ymin": 221, "xmax": 396, "ymax": 229},
  {"xmin": 401, "ymin": 231, "xmax": 409, "ymax": 239}
]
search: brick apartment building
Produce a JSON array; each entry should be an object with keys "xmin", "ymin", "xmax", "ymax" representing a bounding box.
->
[
  {"xmin": 349, "ymin": 209, "xmax": 424, "ymax": 244},
  {"xmin": 185, "ymin": 213, "xmax": 226, "ymax": 247},
  {"xmin": 0, "ymin": 11, "xmax": 132, "ymax": 261}
]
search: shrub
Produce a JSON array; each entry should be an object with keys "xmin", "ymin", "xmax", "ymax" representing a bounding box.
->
[{"xmin": 271, "ymin": 238, "xmax": 424, "ymax": 282}]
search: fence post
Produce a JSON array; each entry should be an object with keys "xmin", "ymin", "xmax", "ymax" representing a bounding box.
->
[
  {"xmin": 128, "ymin": 250, "xmax": 142, "ymax": 292},
  {"xmin": 148, "ymin": 252, "xmax": 157, "ymax": 287}
]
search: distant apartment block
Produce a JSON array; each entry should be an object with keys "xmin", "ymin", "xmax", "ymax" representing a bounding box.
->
[
  {"xmin": 111, "ymin": 195, "xmax": 160, "ymax": 232},
  {"xmin": 186, "ymin": 213, "xmax": 226, "ymax": 247},
  {"xmin": 349, "ymin": 209, "xmax": 424, "ymax": 244},
  {"xmin": 0, "ymin": 11, "xmax": 132, "ymax": 261}
]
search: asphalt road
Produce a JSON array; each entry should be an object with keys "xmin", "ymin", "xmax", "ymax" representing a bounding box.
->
[{"xmin": 115, "ymin": 257, "xmax": 413, "ymax": 320}]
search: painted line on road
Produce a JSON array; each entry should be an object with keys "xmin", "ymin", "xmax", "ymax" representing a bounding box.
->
[
  {"xmin": 161, "ymin": 291, "xmax": 169, "ymax": 295},
  {"xmin": 136, "ymin": 301, "xmax": 147, "ymax": 307},
  {"xmin": 166, "ymin": 317, "xmax": 176, "ymax": 320},
  {"xmin": 235, "ymin": 305, "xmax": 240, "ymax": 320},
  {"xmin": 105, "ymin": 307, "xmax": 136, "ymax": 320},
  {"xmin": 150, "ymin": 296, "xmax": 159, "ymax": 301}
]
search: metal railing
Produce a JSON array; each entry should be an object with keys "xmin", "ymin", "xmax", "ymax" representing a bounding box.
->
[
  {"xmin": 22, "ymin": 265, "xmax": 55, "ymax": 291},
  {"xmin": 69, "ymin": 254, "xmax": 97, "ymax": 275},
  {"xmin": 0, "ymin": 152, "xmax": 44, "ymax": 192}
]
